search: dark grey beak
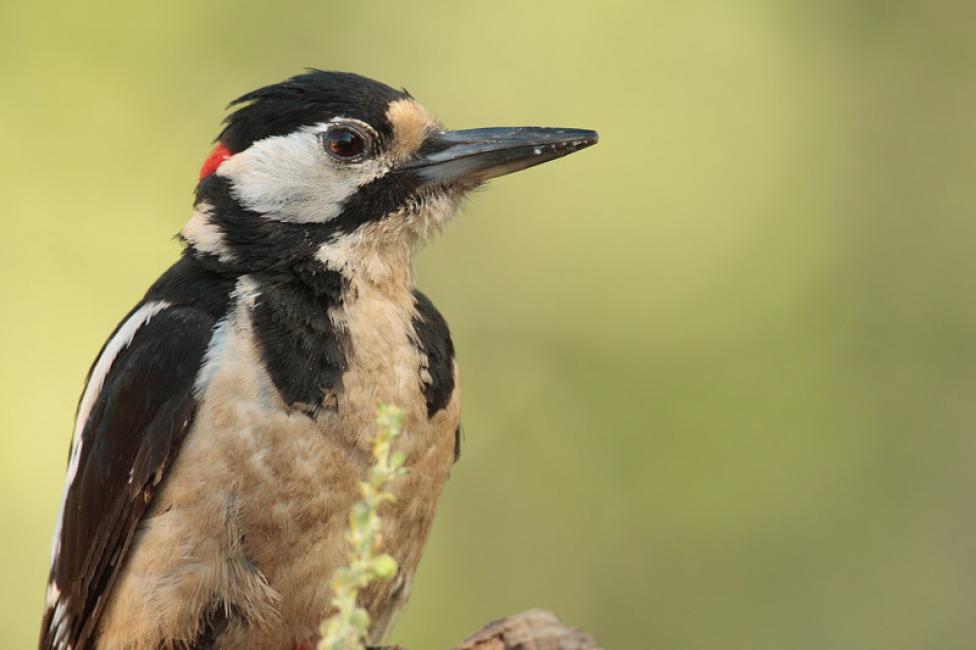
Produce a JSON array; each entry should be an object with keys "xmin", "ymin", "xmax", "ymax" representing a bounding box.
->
[{"xmin": 401, "ymin": 127, "xmax": 598, "ymax": 185}]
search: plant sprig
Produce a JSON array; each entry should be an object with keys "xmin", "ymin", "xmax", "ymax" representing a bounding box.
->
[{"xmin": 318, "ymin": 403, "xmax": 408, "ymax": 650}]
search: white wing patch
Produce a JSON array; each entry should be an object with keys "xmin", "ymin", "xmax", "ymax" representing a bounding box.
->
[
  {"xmin": 193, "ymin": 313, "xmax": 231, "ymax": 399},
  {"xmin": 44, "ymin": 580, "xmax": 71, "ymax": 649},
  {"xmin": 48, "ymin": 300, "xmax": 171, "ymax": 567},
  {"xmin": 193, "ymin": 276, "xmax": 260, "ymax": 400}
]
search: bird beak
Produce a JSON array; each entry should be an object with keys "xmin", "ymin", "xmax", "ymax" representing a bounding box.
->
[{"xmin": 401, "ymin": 127, "xmax": 598, "ymax": 185}]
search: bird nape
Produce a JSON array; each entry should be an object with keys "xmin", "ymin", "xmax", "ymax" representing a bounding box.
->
[{"xmin": 40, "ymin": 69, "xmax": 597, "ymax": 650}]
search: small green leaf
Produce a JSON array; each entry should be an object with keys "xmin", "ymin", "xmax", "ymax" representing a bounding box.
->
[
  {"xmin": 371, "ymin": 553, "xmax": 399, "ymax": 579},
  {"xmin": 349, "ymin": 608, "xmax": 370, "ymax": 631},
  {"xmin": 390, "ymin": 451, "xmax": 405, "ymax": 469}
]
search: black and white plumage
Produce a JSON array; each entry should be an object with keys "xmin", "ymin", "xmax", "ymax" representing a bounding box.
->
[{"xmin": 40, "ymin": 70, "xmax": 597, "ymax": 650}]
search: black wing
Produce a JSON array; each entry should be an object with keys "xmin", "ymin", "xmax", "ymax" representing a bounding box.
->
[
  {"xmin": 40, "ymin": 255, "xmax": 233, "ymax": 650},
  {"xmin": 410, "ymin": 290, "xmax": 460, "ymax": 462}
]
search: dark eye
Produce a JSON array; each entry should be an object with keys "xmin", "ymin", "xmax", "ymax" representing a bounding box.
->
[{"xmin": 322, "ymin": 126, "xmax": 370, "ymax": 160}]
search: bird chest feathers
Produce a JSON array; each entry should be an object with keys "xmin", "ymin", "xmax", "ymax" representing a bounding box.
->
[{"xmin": 95, "ymin": 272, "xmax": 460, "ymax": 648}]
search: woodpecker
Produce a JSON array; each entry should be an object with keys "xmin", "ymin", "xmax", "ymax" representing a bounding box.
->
[{"xmin": 39, "ymin": 70, "xmax": 597, "ymax": 650}]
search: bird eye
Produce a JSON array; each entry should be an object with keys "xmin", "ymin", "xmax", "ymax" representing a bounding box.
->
[{"xmin": 322, "ymin": 126, "xmax": 370, "ymax": 161}]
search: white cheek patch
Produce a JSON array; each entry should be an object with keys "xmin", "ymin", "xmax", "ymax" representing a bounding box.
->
[{"xmin": 218, "ymin": 125, "xmax": 389, "ymax": 223}]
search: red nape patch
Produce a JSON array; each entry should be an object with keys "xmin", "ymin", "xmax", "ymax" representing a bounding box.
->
[{"xmin": 198, "ymin": 143, "xmax": 232, "ymax": 180}]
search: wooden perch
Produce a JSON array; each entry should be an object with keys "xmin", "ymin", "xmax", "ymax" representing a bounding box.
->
[
  {"xmin": 373, "ymin": 609, "xmax": 599, "ymax": 650},
  {"xmin": 450, "ymin": 609, "xmax": 601, "ymax": 650}
]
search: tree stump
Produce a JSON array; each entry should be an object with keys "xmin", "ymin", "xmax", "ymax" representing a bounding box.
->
[{"xmin": 450, "ymin": 609, "xmax": 601, "ymax": 650}]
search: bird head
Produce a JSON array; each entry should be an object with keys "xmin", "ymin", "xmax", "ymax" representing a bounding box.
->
[{"xmin": 184, "ymin": 70, "xmax": 598, "ymax": 285}]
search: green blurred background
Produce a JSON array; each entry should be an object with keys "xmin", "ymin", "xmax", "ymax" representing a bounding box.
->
[{"xmin": 3, "ymin": 1, "xmax": 975, "ymax": 647}]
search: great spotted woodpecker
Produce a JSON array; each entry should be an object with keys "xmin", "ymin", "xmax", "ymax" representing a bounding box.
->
[{"xmin": 40, "ymin": 69, "xmax": 597, "ymax": 649}]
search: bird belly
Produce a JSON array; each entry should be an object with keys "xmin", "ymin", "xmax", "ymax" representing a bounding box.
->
[{"xmin": 96, "ymin": 290, "xmax": 459, "ymax": 649}]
